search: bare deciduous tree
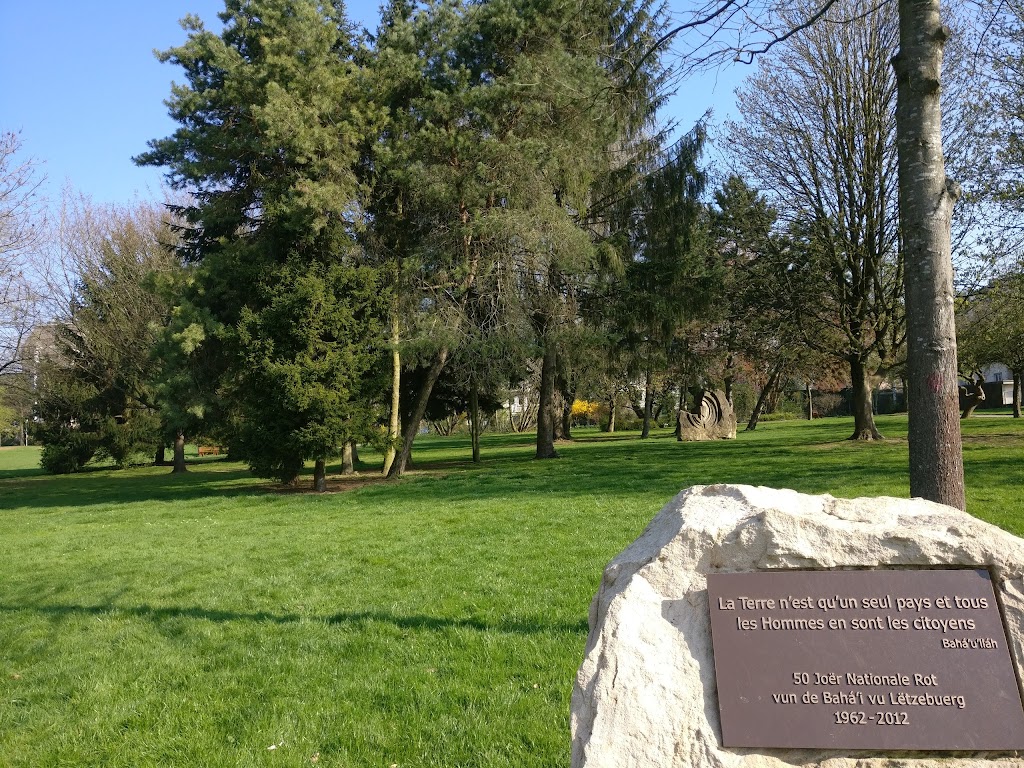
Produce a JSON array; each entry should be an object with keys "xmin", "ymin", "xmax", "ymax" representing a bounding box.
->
[
  {"xmin": 657, "ymin": 0, "xmax": 967, "ymax": 507},
  {"xmin": 0, "ymin": 131, "xmax": 46, "ymax": 381},
  {"xmin": 724, "ymin": 0, "xmax": 902, "ymax": 441}
]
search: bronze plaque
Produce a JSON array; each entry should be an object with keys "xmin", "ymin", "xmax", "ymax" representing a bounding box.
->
[{"xmin": 707, "ymin": 569, "xmax": 1024, "ymax": 750}]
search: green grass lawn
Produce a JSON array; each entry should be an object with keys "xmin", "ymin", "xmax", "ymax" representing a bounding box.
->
[
  {"xmin": 1, "ymin": 415, "xmax": 1022, "ymax": 767},
  {"xmin": 0, "ymin": 445, "xmax": 42, "ymax": 475}
]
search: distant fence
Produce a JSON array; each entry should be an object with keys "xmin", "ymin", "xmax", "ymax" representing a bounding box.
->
[{"xmin": 783, "ymin": 388, "xmax": 906, "ymax": 418}]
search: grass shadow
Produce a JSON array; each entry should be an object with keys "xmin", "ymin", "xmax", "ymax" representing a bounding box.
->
[
  {"xmin": 0, "ymin": 601, "xmax": 588, "ymax": 636},
  {"xmin": 0, "ymin": 464, "xmax": 261, "ymax": 512},
  {"xmin": 2, "ymin": 414, "xmax": 1019, "ymax": 513}
]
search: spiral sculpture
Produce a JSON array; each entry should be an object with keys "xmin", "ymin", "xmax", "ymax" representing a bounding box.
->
[{"xmin": 677, "ymin": 389, "xmax": 737, "ymax": 441}]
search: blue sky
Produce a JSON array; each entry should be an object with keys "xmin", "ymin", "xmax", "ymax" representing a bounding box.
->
[{"xmin": 0, "ymin": 1, "xmax": 744, "ymax": 207}]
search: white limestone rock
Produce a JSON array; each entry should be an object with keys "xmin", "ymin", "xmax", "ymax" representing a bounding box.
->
[{"xmin": 571, "ymin": 484, "xmax": 1024, "ymax": 768}]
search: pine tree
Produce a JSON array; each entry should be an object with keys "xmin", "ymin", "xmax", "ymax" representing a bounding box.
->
[
  {"xmin": 610, "ymin": 126, "xmax": 719, "ymax": 439},
  {"xmin": 137, "ymin": 0, "xmax": 388, "ymax": 488},
  {"xmin": 364, "ymin": 0, "xmax": 667, "ymax": 469}
]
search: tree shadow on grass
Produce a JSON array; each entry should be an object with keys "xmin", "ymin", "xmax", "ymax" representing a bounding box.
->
[
  {"xmin": 0, "ymin": 465, "xmax": 261, "ymax": 512},
  {"xmin": 378, "ymin": 428, "xmax": 912, "ymax": 506},
  {"xmin": 0, "ymin": 601, "xmax": 588, "ymax": 636},
  {"xmin": 0, "ymin": 467, "xmax": 46, "ymax": 480},
  {"xmin": 0, "ymin": 416, "xmax": 955, "ymax": 512}
]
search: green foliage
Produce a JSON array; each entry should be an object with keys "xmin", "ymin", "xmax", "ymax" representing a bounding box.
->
[
  {"xmin": 95, "ymin": 412, "xmax": 163, "ymax": 467},
  {"xmin": 38, "ymin": 430, "xmax": 97, "ymax": 474},
  {"xmin": 139, "ymin": 0, "xmax": 389, "ymax": 483},
  {"xmin": 614, "ymin": 125, "xmax": 717, "ymax": 345},
  {"xmin": 231, "ymin": 259, "xmax": 388, "ymax": 482},
  {"xmin": 148, "ymin": 272, "xmax": 222, "ymax": 447},
  {"xmin": 137, "ymin": 0, "xmax": 362, "ymax": 246},
  {"xmin": 132, "ymin": 0, "xmax": 683, "ymax": 475},
  {"xmin": 603, "ymin": 125, "xmax": 718, "ymax": 436},
  {"xmin": 0, "ymin": 378, "xmax": 31, "ymax": 444},
  {"xmin": 958, "ymin": 269, "xmax": 1024, "ymax": 377},
  {"xmin": 707, "ymin": 175, "xmax": 832, "ymax": 397},
  {"xmin": 401, "ymin": 362, "xmax": 506, "ymax": 425},
  {"xmin": 33, "ymin": 362, "xmax": 162, "ymax": 472},
  {"xmin": 360, "ymin": 0, "xmax": 672, "ymax": 464},
  {"xmin": 0, "ymin": 404, "xmax": 15, "ymax": 442},
  {"xmin": 31, "ymin": 202, "xmax": 178, "ymax": 472}
]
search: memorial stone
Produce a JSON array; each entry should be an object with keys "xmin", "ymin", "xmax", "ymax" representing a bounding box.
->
[{"xmin": 571, "ymin": 484, "xmax": 1024, "ymax": 767}]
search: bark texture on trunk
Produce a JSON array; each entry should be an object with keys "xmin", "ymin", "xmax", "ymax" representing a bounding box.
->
[
  {"xmin": 894, "ymin": 0, "xmax": 965, "ymax": 509},
  {"xmin": 607, "ymin": 393, "xmax": 616, "ymax": 433},
  {"xmin": 383, "ymin": 315, "xmax": 401, "ymax": 476},
  {"xmin": 640, "ymin": 367, "xmax": 653, "ymax": 439},
  {"xmin": 560, "ymin": 394, "xmax": 573, "ymax": 442},
  {"xmin": 806, "ymin": 383, "xmax": 813, "ymax": 421},
  {"xmin": 536, "ymin": 340, "xmax": 559, "ymax": 459},
  {"xmin": 1014, "ymin": 373, "xmax": 1021, "ymax": 418},
  {"xmin": 746, "ymin": 364, "xmax": 783, "ymax": 432},
  {"xmin": 470, "ymin": 381, "xmax": 481, "ymax": 463},
  {"xmin": 171, "ymin": 431, "xmax": 188, "ymax": 473},
  {"xmin": 849, "ymin": 357, "xmax": 882, "ymax": 440},
  {"xmin": 342, "ymin": 442, "xmax": 355, "ymax": 475},
  {"xmin": 313, "ymin": 458, "xmax": 327, "ymax": 492},
  {"xmin": 388, "ymin": 348, "xmax": 449, "ymax": 477}
]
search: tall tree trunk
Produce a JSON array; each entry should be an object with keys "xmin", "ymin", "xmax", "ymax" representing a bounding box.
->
[
  {"xmin": 155, "ymin": 444, "xmax": 166, "ymax": 466},
  {"xmin": 806, "ymin": 382, "xmax": 814, "ymax": 421},
  {"xmin": 894, "ymin": 0, "xmax": 965, "ymax": 509},
  {"xmin": 171, "ymin": 430, "xmax": 187, "ymax": 474},
  {"xmin": 388, "ymin": 347, "xmax": 449, "ymax": 478},
  {"xmin": 313, "ymin": 458, "xmax": 327, "ymax": 492},
  {"xmin": 640, "ymin": 366, "xmax": 654, "ymax": 439},
  {"xmin": 653, "ymin": 397, "xmax": 665, "ymax": 423},
  {"xmin": 470, "ymin": 379, "xmax": 481, "ymax": 463},
  {"xmin": 724, "ymin": 354, "xmax": 735, "ymax": 404},
  {"xmin": 607, "ymin": 392, "xmax": 616, "ymax": 433},
  {"xmin": 746, "ymin": 364, "xmax": 783, "ymax": 432},
  {"xmin": 560, "ymin": 387, "xmax": 574, "ymax": 441},
  {"xmin": 849, "ymin": 357, "xmax": 882, "ymax": 440},
  {"xmin": 1014, "ymin": 372, "xmax": 1021, "ymax": 418},
  {"xmin": 383, "ymin": 314, "xmax": 401, "ymax": 476},
  {"xmin": 342, "ymin": 442, "xmax": 355, "ymax": 475},
  {"xmin": 536, "ymin": 339, "xmax": 559, "ymax": 459}
]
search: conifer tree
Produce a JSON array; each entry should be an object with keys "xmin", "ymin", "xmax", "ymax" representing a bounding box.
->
[
  {"xmin": 138, "ymin": 0, "xmax": 387, "ymax": 489},
  {"xmin": 366, "ymin": 0, "xmax": 667, "ymax": 469},
  {"xmin": 610, "ymin": 125, "xmax": 718, "ymax": 439}
]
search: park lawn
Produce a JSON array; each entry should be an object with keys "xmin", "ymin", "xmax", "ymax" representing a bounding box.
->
[
  {"xmin": 0, "ymin": 445, "xmax": 42, "ymax": 475},
  {"xmin": 1, "ymin": 414, "xmax": 1022, "ymax": 767}
]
